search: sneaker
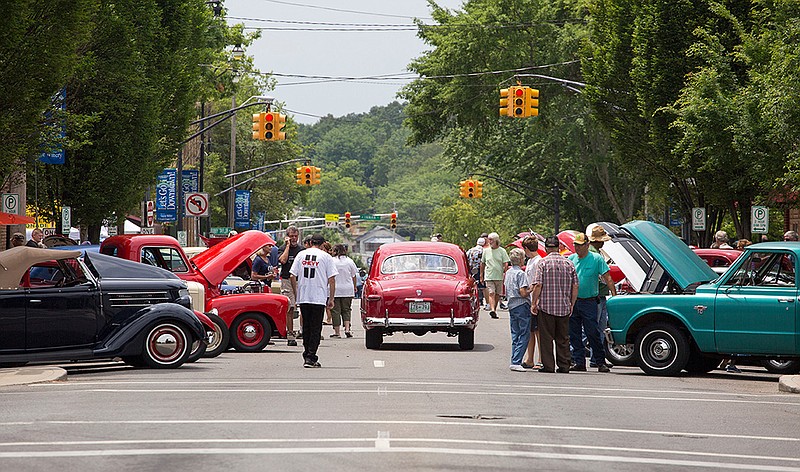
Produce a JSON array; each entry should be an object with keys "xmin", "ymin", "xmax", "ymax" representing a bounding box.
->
[
  {"xmin": 489, "ymin": 311, "xmax": 498, "ymax": 319},
  {"xmin": 499, "ymin": 302, "xmax": 508, "ymax": 310},
  {"xmin": 303, "ymin": 361, "xmax": 314, "ymax": 368},
  {"xmin": 312, "ymin": 361, "xmax": 322, "ymax": 368},
  {"xmin": 330, "ymin": 334, "xmax": 340, "ymax": 338},
  {"xmin": 597, "ymin": 364, "xmax": 611, "ymax": 373},
  {"xmin": 345, "ymin": 331, "xmax": 353, "ymax": 338},
  {"xmin": 287, "ymin": 339, "xmax": 298, "ymax": 346},
  {"xmin": 572, "ymin": 364, "xmax": 587, "ymax": 372},
  {"xmin": 509, "ymin": 364, "xmax": 526, "ymax": 372},
  {"xmin": 556, "ymin": 367, "xmax": 570, "ymax": 373},
  {"xmin": 726, "ymin": 365, "xmax": 742, "ymax": 373},
  {"xmin": 483, "ymin": 304, "xmax": 491, "ymax": 311},
  {"xmin": 522, "ymin": 363, "xmax": 534, "ymax": 369}
]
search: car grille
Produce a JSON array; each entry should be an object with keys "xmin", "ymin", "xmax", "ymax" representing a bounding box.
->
[{"xmin": 108, "ymin": 292, "xmax": 172, "ymax": 307}]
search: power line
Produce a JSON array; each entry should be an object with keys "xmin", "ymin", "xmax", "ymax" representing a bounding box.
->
[
  {"xmin": 251, "ymin": 0, "xmax": 434, "ymax": 20},
  {"xmin": 228, "ymin": 16, "xmax": 587, "ymax": 30}
]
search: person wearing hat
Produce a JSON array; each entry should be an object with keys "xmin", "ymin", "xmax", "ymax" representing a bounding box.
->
[
  {"xmin": 466, "ymin": 237, "xmax": 486, "ymax": 308},
  {"xmin": 11, "ymin": 232, "xmax": 25, "ymax": 247},
  {"xmin": 289, "ymin": 233, "xmax": 338, "ymax": 368},
  {"xmin": 568, "ymin": 232, "xmax": 616, "ymax": 372},
  {"xmin": 588, "ymin": 225, "xmax": 613, "ymax": 365},
  {"xmin": 530, "ymin": 235, "xmax": 578, "ymax": 373}
]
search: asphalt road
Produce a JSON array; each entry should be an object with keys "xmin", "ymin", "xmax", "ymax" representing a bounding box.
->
[{"xmin": 1, "ymin": 301, "xmax": 799, "ymax": 471}]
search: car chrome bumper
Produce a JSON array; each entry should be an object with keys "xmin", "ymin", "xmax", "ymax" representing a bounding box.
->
[{"xmin": 364, "ymin": 309, "xmax": 476, "ymax": 329}]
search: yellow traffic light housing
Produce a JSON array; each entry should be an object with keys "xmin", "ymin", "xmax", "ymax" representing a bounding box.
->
[
  {"xmin": 474, "ymin": 180, "xmax": 483, "ymax": 198},
  {"xmin": 264, "ymin": 112, "xmax": 287, "ymax": 141},
  {"xmin": 526, "ymin": 88, "xmax": 539, "ymax": 117},
  {"xmin": 459, "ymin": 180, "xmax": 469, "ymax": 198},
  {"xmin": 312, "ymin": 166, "xmax": 321, "ymax": 185},
  {"xmin": 512, "ymin": 87, "xmax": 525, "ymax": 117},
  {"xmin": 252, "ymin": 112, "xmax": 265, "ymax": 140},
  {"xmin": 296, "ymin": 167, "xmax": 305, "ymax": 185},
  {"xmin": 303, "ymin": 166, "xmax": 313, "ymax": 185},
  {"xmin": 344, "ymin": 212, "xmax": 351, "ymax": 229},
  {"xmin": 390, "ymin": 212, "xmax": 397, "ymax": 230},
  {"xmin": 499, "ymin": 88, "xmax": 511, "ymax": 116}
]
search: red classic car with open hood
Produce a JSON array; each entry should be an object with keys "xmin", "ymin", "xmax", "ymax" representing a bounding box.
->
[
  {"xmin": 100, "ymin": 231, "xmax": 288, "ymax": 354},
  {"xmin": 361, "ymin": 241, "xmax": 479, "ymax": 350}
]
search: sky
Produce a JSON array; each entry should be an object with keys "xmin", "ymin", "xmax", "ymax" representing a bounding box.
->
[{"xmin": 225, "ymin": 0, "xmax": 465, "ymax": 124}]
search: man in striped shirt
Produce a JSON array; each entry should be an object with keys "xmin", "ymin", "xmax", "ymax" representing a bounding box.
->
[{"xmin": 530, "ymin": 236, "xmax": 579, "ymax": 373}]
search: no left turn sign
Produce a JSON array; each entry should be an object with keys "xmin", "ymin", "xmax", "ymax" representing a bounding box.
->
[{"xmin": 185, "ymin": 192, "xmax": 209, "ymax": 217}]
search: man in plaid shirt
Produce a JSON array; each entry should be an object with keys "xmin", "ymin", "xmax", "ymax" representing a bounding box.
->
[{"xmin": 530, "ymin": 235, "xmax": 578, "ymax": 373}]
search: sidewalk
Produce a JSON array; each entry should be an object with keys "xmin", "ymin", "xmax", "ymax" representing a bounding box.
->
[
  {"xmin": 0, "ymin": 366, "xmax": 67, "ymax": 387},
  {"xmin": 779, "ymin": 375, "xmax": 800, "ymax": 393}
]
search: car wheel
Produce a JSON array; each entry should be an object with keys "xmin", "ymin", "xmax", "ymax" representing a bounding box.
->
[
  {"xmin": 761, "ymin": 359, "xmax": 800, "ymax": 374},
  {"xmin": 634, "ymin": 323, "xmax": 690, "ymax": 376},
  {"xmin": 604, "ymin": 343, "xmax": 635, "ymax": 366},
  {"xmin": 365, "ymin": 328, "xmax": 382, "ymax": 350},
  {"xmin": 186, "ymin": 338, "xmax": 207, "ymax": 363},
  {"xmin": 684, "ymin": 352, "xmax": 720, "ymax": 374},
  {"xmin": 458, "ymin": 329, "xmax": 475, "ymax": 350},
  {"xmin": 140, "ymin": 322, "xmax": 190, "ymax": 369},
  {"xmin": 202, "ymin": 313, "xmax": 230, "ymax": 358},
  {"xmin": 230, "ymin": 313, "xmax": 271, "ymax": 352}
]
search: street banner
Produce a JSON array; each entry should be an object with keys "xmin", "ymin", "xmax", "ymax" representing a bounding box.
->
[
  {"xmin": 155, "ymin": 168, "xmax": 177, "ymax": 222},
  {"xmin": 182, "ymin": 170, "xmax": 199, "ymax": 194},
  {"xmin": 234, "ymin": 190, "xmax": 250, "ymax": 228},
  {"xmin": 39, "ymin": 88, "xmax": 66, "ymax": 165}
]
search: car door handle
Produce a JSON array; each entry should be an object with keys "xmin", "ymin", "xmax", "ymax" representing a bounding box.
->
[
  {"xmin": 29, "ymin": 299, "xmax": 42, "ymax": 303},
  {"xmin": 777, "ymin": 298, "xmax": 795, "ymax": 303}
]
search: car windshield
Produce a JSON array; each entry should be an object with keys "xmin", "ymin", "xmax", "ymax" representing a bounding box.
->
[{"xmin": 380, "ymin": 253, "xmax": 458, "ymax": 275}]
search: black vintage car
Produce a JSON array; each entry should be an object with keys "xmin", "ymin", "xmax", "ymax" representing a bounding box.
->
[{"xmin": 0, "ymin": 246, "xmax": 205, "ymax": 369}]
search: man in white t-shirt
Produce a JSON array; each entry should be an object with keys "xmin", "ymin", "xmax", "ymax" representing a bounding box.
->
[{"xmin": 290, "ymin": 233, "xmax": 338, "ymax": 368}]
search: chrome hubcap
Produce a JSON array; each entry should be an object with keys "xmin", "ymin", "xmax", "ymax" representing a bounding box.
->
[
  {"xmin": 650, "ymin": 339, "xmax": 671, "ymax": 361},
  {"xmin": 154, "ymin": 332, "xmax": 178, "ymax": 357},
  {"xmin": 242, "ymin": 324, "xmax": 258, "ymax": 340}
]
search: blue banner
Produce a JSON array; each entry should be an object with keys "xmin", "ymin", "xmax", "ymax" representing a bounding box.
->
[
  {"xmin": 252, "ymin": 211, "xmax": 265, "ymax": 230},
  {"xmin": 182, "ymin": 169, "xmax": 199, "ymax": 194},
  {"xmin": 234, "ymin": 190, "xmax": 250, "ymax": 228},
  {"xmin": 156, "ymin": 169, "xmax": 177, "ymax": 222},
  {"xmin": 39, "ymin": 88, "xmax": 66, "ymax": 164}
]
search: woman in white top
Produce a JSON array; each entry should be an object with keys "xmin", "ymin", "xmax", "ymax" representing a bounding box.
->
[{"xmin": 330, "ymin": 244, "xmax": 359, "ymax": 338}]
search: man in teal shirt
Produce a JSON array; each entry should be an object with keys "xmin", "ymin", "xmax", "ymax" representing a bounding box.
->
[
  {"xmin": 568, "ymin": 232, "xmax": 616, "ymax": 372},
  {"xmin": 480, "ymin": 232, "xmax": 510, "ymax": 319}
]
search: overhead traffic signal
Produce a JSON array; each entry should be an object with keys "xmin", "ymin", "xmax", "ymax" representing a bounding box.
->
[
  {"xmin": 264, "ymin": 112, "xmax": 287, "ymax": 141},
  {"xmin": 252, "ymin": 112, "xmax": 265, "ymax": 140},
  {"xmin": 474, "ymin": 180, "xmax": 483, "ymax": 198},
  {"xmin": 344, "ymin": 212, "xmax": 351, "ymax": 229},
  {"xmin": 499, "ymin": 86, "xmax": 539, "ymax": 118},
  {"xmin": 459, "ymin": 180, "xmax": 470, "ymax": 198},
  {"xmin": 296, "ymin": 167, "xmax": 305, "ymax": 185},
  {"xmin": 390, "ymin": 212, "xmax": 397, "ymax": 230},
  {"xmin": 460, "ymin": 179, "xmax": 482, "ymax": 198},
  {"xmin": 312, "ymin": 166, "xmax": 321, "ymax": 185}
]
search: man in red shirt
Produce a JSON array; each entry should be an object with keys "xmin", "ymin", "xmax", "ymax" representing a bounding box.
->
[{"xmin": 530, "ymin": 236, "xmax": 578, "ymax": 373}]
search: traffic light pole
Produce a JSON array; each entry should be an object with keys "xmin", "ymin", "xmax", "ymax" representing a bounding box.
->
[
  {"xmin": 216, "ymin": 158, "xmax": 310, "ymax": 196},
  {"xmin": 471, "ymin": 173, "xmax": 561, "ymax": 234}
]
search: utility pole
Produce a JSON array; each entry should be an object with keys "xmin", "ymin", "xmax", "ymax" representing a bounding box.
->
[{"xmin": 228, "ymin": 95, "xmax": 236, "ymax": 228}]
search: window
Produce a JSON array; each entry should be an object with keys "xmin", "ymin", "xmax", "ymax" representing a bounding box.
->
[
  {"xmin": 724, "ymin": 252, "xmax": 796, "ymax": 287},
  {"xmin": 140, "ymin": 247, "xmax": 188, "ymax": 273},
  {"xmin": 27, "ymin": 259, "xmax": 88, "ymax": 288},
  {"xmin": 380, "ymin": 253, "xmax": 458, "ymax": 275}
]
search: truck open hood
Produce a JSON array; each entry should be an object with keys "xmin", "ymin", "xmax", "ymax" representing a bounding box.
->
[
  {"xmin": 622, "ymin": 220, "xmax": 717, "ymax": 290},
  {"xmin": 189, "ymin": 230, "xmax": 275, "ymax": 286}
]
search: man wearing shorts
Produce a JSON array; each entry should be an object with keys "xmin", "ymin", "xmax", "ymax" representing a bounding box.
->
[
  {"xmin": 480, "ymin": 232, "xmax": 510, "ymax": 319},
  {"xmin": 278, "ymin": 226, "xmax": 302, "ymax": 346}
]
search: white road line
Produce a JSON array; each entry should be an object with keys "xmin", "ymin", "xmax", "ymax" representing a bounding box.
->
[
  {"xmin": 375, "ymin": 431, "xmax": 390, "ymax": 450},
  {"xmin": 0, "ymin": 445, "xmax": 798, "ymax": 470},
  {"xmin": 373, "ymin": 360, "xmax": 385, "ymax": 367},
  {"xmin": 1, "ymin": 419, "xmax": 797, "ymax": 444},
  {"xmin": 28, "ymin": 379, "xmax": 792, "ymax": 399},
  {"xmin": 14, "ymin": 387, "xmax": 800, "ymax": 406},
  {"xmin": 0, "ymin": 437, "xmax": 797, "ymax": 465}
]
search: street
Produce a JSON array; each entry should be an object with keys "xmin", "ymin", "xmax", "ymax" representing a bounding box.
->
[{"xmin": 1, "ymin": 301, "xmax": 799, "ymax": 471}]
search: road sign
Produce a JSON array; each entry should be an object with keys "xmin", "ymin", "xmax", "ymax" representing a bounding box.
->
[
  {"xmin": 140, "ymin": 227, "xmax": 155, "ymax": 235},
  {"xmin": 359, "ymin": 214, "xmax": 380, "ymax": 221},
  {"xmin": 691, "ymin": 207, "xmax": 706, "ymax": 231},
  {"xmin": 107, "ymin": 226, "xmax": 118, "ymax": 237},
  {"xmin": 177, "ymin": 230, "xmax": 187, "ymax": 246},
  {"xmin": 61, "ymin": 207, "xmax": 71, "ymax": 235},
  {"xmin": 185, "ymin": 192, "xmax": 209, "ymax": 217},
  {"xmin": 145, "ymin": 200, "xmax": 155, "ymax": 227},
  {"xmin": 2, "ymin": 193, "xmax": 20, "ymax": 215},
  {"xmin": 751, "ymin": 206, "xmax": 769, "ymax": 233},
  {"xmin": 325, "ymin": 213, "xmax": 339, "ymax": 228},
  {"xmin": 211, "ymin": 227, "xmax": 231, "ymax": 236}
]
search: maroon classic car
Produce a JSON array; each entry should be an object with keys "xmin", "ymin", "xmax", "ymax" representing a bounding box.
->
[{"xmin": 361, "ymin": 241, "xmax": 479, "ymax": 350}]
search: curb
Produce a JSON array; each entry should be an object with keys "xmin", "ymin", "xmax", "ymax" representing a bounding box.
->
[
  {"xmin": 778, "ymin": 375, "xmax": 800, "ymax": 394},
  {"xmin": 0, "ymin": 367, "xmax": 67, "ymax": 388}
]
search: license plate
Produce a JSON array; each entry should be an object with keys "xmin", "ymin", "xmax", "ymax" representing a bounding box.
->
[{"xmin": 408, "ymin": 301, "xmax": 430, "ymax": 314}]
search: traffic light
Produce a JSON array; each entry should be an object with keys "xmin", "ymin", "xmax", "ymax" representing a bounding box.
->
[
  {"xmin": 264, "ymin": 112, "xmax": 287, "ymax": 141},
  {"xmin": 311, "ymin": 166, "xmax": 321, "ymax": 185},
  {"xmin": 474, "ymin": 180, "xmax": 483, "ymax": 198},
  {"xmin": 344, "ymin": 212, "xmax": 351, "ymax": 229},
  {"xmin": 302, "ymin": 166, "xmax": 313, "ymax": 185},
  {"xmin": 252, "ymin": 112, "xmax": 265, "ymax": 140},
  {"xmin": 499, "ymin": 87, "xmax": 512, "ymax": 116},
  {"xmin": 512, "ymin": 87, "xmax": 525, "ymax": 117},
  {"xmin": 526, "ymin": 88, "xmax": 540, "ymax": 117},
  {"xmin": 296, "ymin": 167, "xmax": 305, "ymax": 185},
  {"xmin": 459, "ymin": 180, "xmax": 470, "ymax": 198},
  {"xmin": 390, "ymin": 212, "xmax": 397, "ymax": 230}
]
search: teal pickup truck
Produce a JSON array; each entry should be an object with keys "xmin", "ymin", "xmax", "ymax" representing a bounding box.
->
[{"xmin": 605, "ymin": 221, "xmax": 800, "ymax": 376}]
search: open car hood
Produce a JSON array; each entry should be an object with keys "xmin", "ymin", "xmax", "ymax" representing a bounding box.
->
[
  {"xmin": 622, "ymin": 220, "xmax": 717, "ymax": 290},
  {"xmin": 190, "ymin": 230, "xmax": 275, "ymax": 286}
]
